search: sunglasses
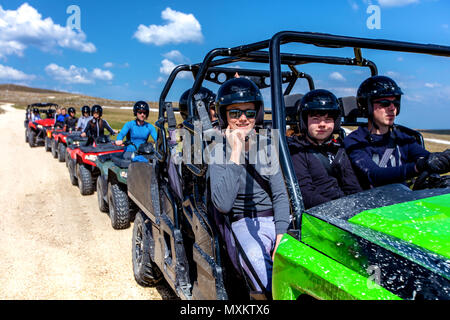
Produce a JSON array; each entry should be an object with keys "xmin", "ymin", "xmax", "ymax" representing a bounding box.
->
[
  {"xmin": 374, "ymin": 99, "xmax": 400, "ymax": 108},
  {"xmin": 136, "ymin": 110, "xmax": 147, "ymax": 114},
  {"xmin": 227, "ymin": 109, "xmax": 257, "ymax": 119}
]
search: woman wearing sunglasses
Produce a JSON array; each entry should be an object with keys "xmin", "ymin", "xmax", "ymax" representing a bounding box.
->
[
  {"xmin": 209, "ymin": 78, "xmax": 290, "ymax": 296},
  {"xmin": 114, "ymin": 101, "xmax": 157, "ymax": 156},
  {"xmin": 345, "ymin": 75, "xmax": 450, "ymax": 188}
]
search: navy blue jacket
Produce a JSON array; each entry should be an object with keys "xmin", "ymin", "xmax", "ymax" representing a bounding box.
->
[
  {"xmin": 344, "ymin": 126, "xmax": 429, "ymax": 188},
  {"xmin": 289, "ymin": 136, "xmax": 362, "ymax": 210}
]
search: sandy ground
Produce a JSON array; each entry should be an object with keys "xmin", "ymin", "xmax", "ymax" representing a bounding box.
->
[{"xmin": 0, "ymin": 104, "xmax": 173, "ymax": 300}]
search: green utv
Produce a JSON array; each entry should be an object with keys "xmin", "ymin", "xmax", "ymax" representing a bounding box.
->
[
  {"xmin": 95, "ymin": 141, "xmax": 140, "ymax": 229},
  {"xmin": 127, "ymin": 32, "xmax": 450, "ymax": 300}
]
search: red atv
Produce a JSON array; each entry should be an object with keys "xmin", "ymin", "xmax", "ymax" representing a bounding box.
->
[{"xmin": 66, "ymin": 136, "xmax": 124, "ymax": 195}]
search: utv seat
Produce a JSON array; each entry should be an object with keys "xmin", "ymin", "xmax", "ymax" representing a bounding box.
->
[
  {"xmin": 79, "ymin": 144, "xmax": 124, "ymax": 153},
  {"xmin": 111, "ymin": 154, "xmax": 133, "ymax": 168}
]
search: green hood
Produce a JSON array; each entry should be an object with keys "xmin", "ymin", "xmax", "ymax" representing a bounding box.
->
[{"xmin": 349, "ymin": 193, "xmax": 450, "ymax": 259}]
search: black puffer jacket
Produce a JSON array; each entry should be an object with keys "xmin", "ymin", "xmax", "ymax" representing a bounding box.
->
[{"xmin": 288, "ymin": 136, "xmax": 362, "ymax": 209}]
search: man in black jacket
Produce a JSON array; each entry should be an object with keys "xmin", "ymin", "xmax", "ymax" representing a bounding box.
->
[{"xmin": 289, "ymin": 89, "xmax": 362, "ymax": 209}]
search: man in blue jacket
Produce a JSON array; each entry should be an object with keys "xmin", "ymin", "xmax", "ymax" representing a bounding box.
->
[
  {"xmin": 344, "ymin": 75, "xmax": 450, "ymax": 189},
  {"xmin": 114, "ymin": 101, "xmax": 157, "ymax": 156}
]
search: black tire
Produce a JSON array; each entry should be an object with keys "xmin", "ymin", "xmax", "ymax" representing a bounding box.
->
[
  {"xmin": 65, "ymin": 150, "xmax": 70, "ymax": 167},
  {"xmin": 97, "ymin": 177, "xmax": 109, "ymax": 213},
  {"xmin": 28, "ymin": 131, "xmax": 36, "ymax": 148},
  {"xmin": 25, "ymin": 129, "xmax": 28, "ymax": 143},
  {"xmin": 68, "ymin": 160, "xmax": 78, "ymax": 186},
  {"xmin": 58, "ymin": 143, "xmax": 66, "ymax": 162},
  {"xmin": 77, "ymin": 163, "xmax": 94, "ymax": 195},
  {"xmin": 132, "ymin": 211, "xmax": 162, "ymax": 287},
  {"xmin": 51, "ymin": 139, "xmax": 58, "ymax": 158},
  {"xmin": 44, "ymin": 137, "xmax": 51, "ymax": 152},
  {"xmin": 108, "ymin": 181, "xmax": 130, "ymax": 229}
]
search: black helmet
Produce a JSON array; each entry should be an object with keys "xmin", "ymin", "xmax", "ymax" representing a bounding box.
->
[
  {"xmin": 91, "ymin": 105, "xmax": 103, "ymax": 117},
  {"xmin": 357, "ymin": 75, "xmax": 403, "ymax": 118},
  {"xmin": 133, "ymin": 101, "xmax": 149, "ymax": 117},
  {"xmin": 179, "ymin": 87, "xmax": 216, "ymax": 120},
  {"xmin": 33, "ymin": 108, "xmax": 39, "ymax": 113},
  {"xmin": 297, "ymin": 89, "xmax": 341, "ymax": 134},
  {"xmin": 81, "ymin": 105, "xmax": 90, "ymax": 115},
  {"xmin": 215, "ymin": 78, "xmax": 264, "ymax": 129},
  {"xmin": 68, "ymin": 107, "xmax": 76, "ymax": 115}
]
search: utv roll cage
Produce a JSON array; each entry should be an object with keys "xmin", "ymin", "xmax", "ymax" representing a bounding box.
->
[{"xmin": 27, "ymin": 102, "xmax": 59, "ymax": 119}]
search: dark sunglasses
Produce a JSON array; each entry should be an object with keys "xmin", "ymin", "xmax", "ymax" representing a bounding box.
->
[
  {"xmin": 136, "ymin": 110, "xmax": 147, "ymax": 114},
  {"xmin": 374, "ymin": 99, "xmax": 400, "ymax": 108},
  {"xmin": 227, "ymin": 109, "xmax": 257, "ymax": 119}
]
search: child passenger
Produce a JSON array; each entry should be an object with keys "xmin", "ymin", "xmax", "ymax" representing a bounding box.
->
[{"xmin": 288, "ymin": 89, "xmax": 362, "ymax": 209}]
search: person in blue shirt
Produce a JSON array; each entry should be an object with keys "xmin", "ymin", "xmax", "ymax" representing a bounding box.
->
[
  {"xmin": 114, "ymin": 101, "xmax": 157, "ymax": 156},
  {"xmin": 344, "ymin": 75, "xmax": 450, "ymax": 189},
  {"xmin": 55, "ymin": 107, "xmax": 69, "ymax": 128}
]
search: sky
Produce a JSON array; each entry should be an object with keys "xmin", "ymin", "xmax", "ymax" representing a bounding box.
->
[{"xmin": 0, "ymin": 0, "xmax": 449, "ymax": 129}]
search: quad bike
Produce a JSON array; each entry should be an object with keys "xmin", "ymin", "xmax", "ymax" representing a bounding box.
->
[
  {"xmin": 66, "ymin": 135, "xmax": 124, "ymax": 195},
  {"xmin": 95, "ymin": 141, "xmax": 141, "ymax": 229}
]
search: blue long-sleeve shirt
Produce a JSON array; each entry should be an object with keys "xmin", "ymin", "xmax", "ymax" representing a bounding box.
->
[
  {"xmin": 116, "ymin": 120, "xmax": 158, "ymax": 152},
  {"xmin": 344, "ymin": 126, "xmax": 429, "ymax": 188}
]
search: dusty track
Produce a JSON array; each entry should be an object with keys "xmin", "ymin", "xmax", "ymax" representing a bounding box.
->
[{"xmin": 0, "ymin": 104, "xmax": 173, "ymax": 299}]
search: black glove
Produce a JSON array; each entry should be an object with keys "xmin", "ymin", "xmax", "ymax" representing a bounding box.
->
[{"xmin": 416, "ymin": 150, "xmax": 450, "ymax": 174}]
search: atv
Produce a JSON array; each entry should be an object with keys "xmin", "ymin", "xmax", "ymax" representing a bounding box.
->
[
  {"xmin": 66, "ymin": 135, "xmax": 124, "ymax": 195},
  {"xmin": 95, "ymin": 141, "xmax": 140, "ymax": 230},
  {"xmin": 26, "ymin": 103, "xmax": 58, "ymax": 147}
]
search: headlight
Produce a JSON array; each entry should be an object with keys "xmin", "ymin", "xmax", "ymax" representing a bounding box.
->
[
  {"xmin": 85, "ymin": 155, "xmax": 97, "ymax": 162},
  {"xmin": 120, "ymin": 171, "xmax": 127, "ymax": 179},
  {"xmin": 37, "ymin": 124, "xmax": 43, "ymax": 129}
]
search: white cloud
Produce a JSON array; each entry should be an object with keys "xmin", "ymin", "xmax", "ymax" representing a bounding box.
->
[
  {"xmin": 163, "ymin": 50, "xmax": 187, "ymax": 63},
  {"xmin": 386, "ymin": 71, "xmax": 400, "ymax": 78},
  {"xmin": 0, "ymin": 3, "xmax": 96, "ymax": 59},
  {"xmin": 376, "ymin": 0, "xmax": 419, "ymax": 7},
  {"xmin": 103, "ymin": 62, "xmax": 129, "ymax": 69},
  {"xmin": 0, "ymin": 63, "xmax": 35, "ymax": 80},
  {"xmin": 425, "ymin": 82, "xmax": 442, "ymax": 88},
  {"xmin": 92, "ymin": 68, "xmax": 114, "ymax": 81},
  {"xmin": 45, "ymin": 63, "xmax": 114, "ymax": 84},
  {"xmin": 329, "ymin": 72, "xmax": 346, "ymax": 81},
  {"xmin": 133, "ymin": 7, "xmax": 203, "ymax": 46},
  {"xmin": 328, "ymin": 87, "xmax": 357, "ymax": 97},
  {"xmin": 158, "ymin": 58, "xmax": 192, "ymax": 82},
  {"xmin": 348, "ymin": 0, "xmax": 359, "ymax": 10}
]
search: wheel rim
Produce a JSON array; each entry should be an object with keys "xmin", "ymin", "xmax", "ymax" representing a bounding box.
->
[{"xmin": 134, "ymin": 222, "xmax": 144, "ymax": 267}]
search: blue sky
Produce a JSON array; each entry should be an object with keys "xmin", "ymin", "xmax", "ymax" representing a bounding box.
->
[{"xmin": 0, "ymin": 0, "xmax": 449, "ymax": 128}]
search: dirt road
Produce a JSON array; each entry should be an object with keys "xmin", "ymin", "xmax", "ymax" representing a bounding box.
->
[{"xmin": 0, "ymin": 104, "xmax": 172, "ymax": 299}]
